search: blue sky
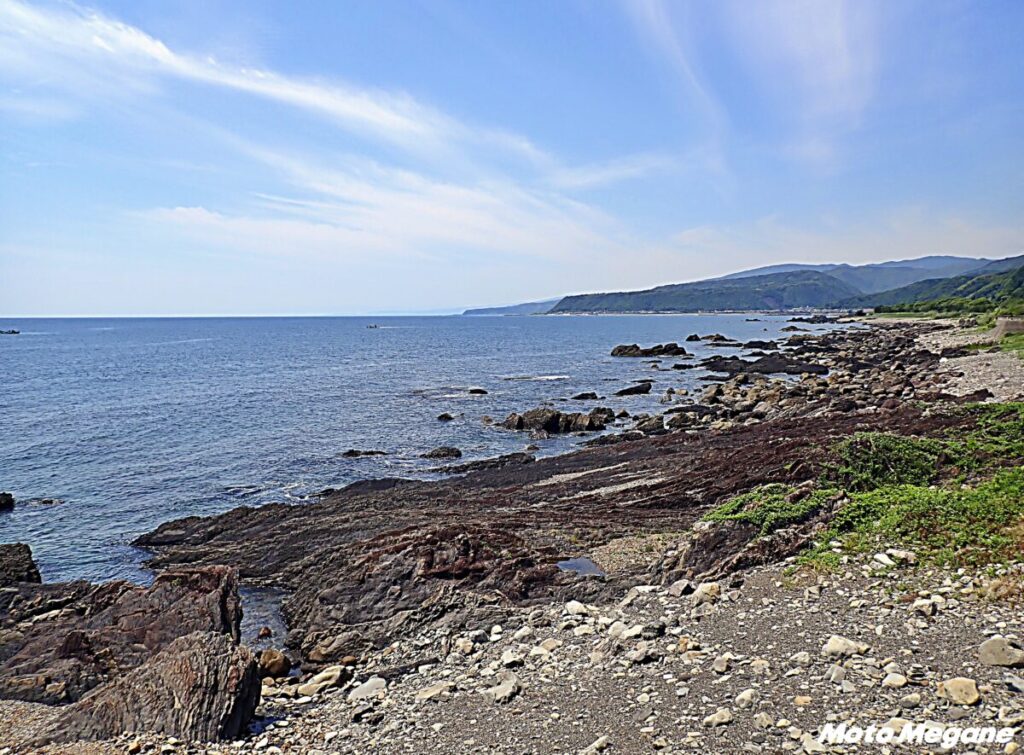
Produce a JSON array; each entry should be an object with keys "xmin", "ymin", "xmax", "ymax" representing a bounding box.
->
[{"xmin": 1, "ymin": 0, "xmax": 1022, "ymax": 316}]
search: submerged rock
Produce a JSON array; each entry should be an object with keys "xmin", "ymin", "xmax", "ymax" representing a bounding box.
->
[
  {"xmin": 421, "ymin": 446, "xmax": 462, "ymax": 459},
  {"xmin": 614, "ymin": 382, "xmax": 653, "ymax": 396},
  {"xmin": 0, "ymin": 492, "xmax": 13, "ymax": 512}
]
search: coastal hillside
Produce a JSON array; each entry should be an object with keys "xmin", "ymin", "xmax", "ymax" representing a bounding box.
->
[
  {"xmin": 474, "ymin": 255, "xmax": 1024, "ymax": 315},
  {"xmin": 549, "ymin": 270, "xmax": 859, "ymax": 313},
  {"xmin": 463, "ymin": 298, "xmax": 559, "ymax": 316},
  {"xmin": 845, "ymin": 258, "xmax": 1024, "ymax": 313}
]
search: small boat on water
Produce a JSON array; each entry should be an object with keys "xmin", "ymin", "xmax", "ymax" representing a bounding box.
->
[
  {"xmin": 366, "ymin": 324, "xmax": 381, "ymax": 329},
  {"xmin": 0, "ymin": 329, "xmax": 19, "ymax": 335}
]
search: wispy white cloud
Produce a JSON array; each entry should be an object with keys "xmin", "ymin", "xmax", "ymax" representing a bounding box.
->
[
  {"xmin": 547, "ymin": 152, "xmax": 678, "ymax": 190},
  {"xmin": 0, "ymin": 0, "xmax": 452, "ymax": 149},
  {"xmin": 622, "ymin": 0, "xmax": 882, "ymax": 169},
  {"xmin": 720, "ymin": 0, "xmax": 880, "ymax": 167},
  {"xmin": 621, "ymin": 0, "xmax": 727, "ymax": 131},
  {"xmin": 140, "ymin": 145, "xmax": 628, "ymax": 266}
]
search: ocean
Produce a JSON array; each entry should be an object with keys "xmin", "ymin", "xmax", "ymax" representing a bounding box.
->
[{"xmin": 0, "ymin": 314, "xmax": 840, "ymax": 583}]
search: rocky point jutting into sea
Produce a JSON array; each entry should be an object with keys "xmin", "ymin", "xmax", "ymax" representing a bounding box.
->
[{"xmin": 1, "ymin": 317, "xmax": 1023, "ymax": 754}]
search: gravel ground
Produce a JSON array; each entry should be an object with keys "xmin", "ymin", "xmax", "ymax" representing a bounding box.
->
[
  {"xmin": 24, "ymin": 554, "xmax": 1020, "ymax": 755},
  {"xmin": 915, "ymin": 322, "xmax": 1024, "ymax": 402}
]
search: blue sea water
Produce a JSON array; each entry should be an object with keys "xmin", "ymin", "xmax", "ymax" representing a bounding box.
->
[{"xmin": 0, "ymin": 314, "xmax": 840, "ymax": 583}]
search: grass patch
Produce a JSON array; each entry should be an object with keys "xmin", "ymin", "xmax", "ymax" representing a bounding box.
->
[
  {"xmin": 703, "ymin": 484, "xmax": 834, "ymax": 535},
  {"xmin": 944, "ymin": 403, "xmax": 1024, "ymax": 473},
  {"xmin": 708, "ymin": 404, "xmax": 1024, "ymax": 570},
  {"xmin": 803, "ymin": 468, "xmax": 1024, "ymax": 567},
  {"xmin": 828, "ymin": 432, "xmax": 944, "ymax": 491},
  {"xmin": 998, "ymin": 332, "xmax": 1024, "ymax": 357}
]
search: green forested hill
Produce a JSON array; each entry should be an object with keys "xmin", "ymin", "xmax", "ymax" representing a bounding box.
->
[
  {"xmin": 847, "ymin": 262, "xmax": 1024, "ymax": 314},
  {"xmin": 550, "ymin": 270, "xmax": 859, "ymax": 313}
]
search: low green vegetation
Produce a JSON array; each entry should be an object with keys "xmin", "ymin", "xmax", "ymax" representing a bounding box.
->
[
  {"xmin": 702, "ymin": 403, "xmax": 1024, "ymax": 569},
  {"xmin": 809, "ymin": 469, "xmax": 1024, "ymax": 567},
  {"xmin": 828, "ymin": 432, "xmax": 944, "ymax": 491},
  {"xmin": 703, "ymin": 483, "xmax": 836, "ymax": 536}
]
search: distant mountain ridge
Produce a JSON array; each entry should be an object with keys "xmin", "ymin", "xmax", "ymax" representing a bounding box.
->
[
  {"xmin": 844, "ymin": 255, "xmax": 1024, "ymax": 310},
  {"xmin": 707, "ymin": 256, "xmax": 990, "ymax": 294},
  {"xmin": 460, "ymin": 254, "xmax": 1023, "ymax": 315}
]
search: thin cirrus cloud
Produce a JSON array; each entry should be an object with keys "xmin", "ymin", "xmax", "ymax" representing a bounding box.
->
[
  {"xmin": 0, "ymin": 0, "xmax": 666, "ymax": 273},
  {"xmin": 0, "ymin": 0, "xmax": 668, "ymax": 178},
  {"xmin": 621, "ymin": 0, "xmax": 881, "ymax": 167}
]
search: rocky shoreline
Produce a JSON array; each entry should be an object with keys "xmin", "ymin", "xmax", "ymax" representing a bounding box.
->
[{"xmin": 2, "ymin": 318, "xmax": 1023, "ymax": 754}]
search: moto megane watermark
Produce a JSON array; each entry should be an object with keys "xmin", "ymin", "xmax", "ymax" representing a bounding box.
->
[{"xmin": 818, "ymin": 721, "xmax": 1018, "ymax": 749}]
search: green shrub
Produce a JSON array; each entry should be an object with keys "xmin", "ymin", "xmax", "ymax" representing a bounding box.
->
[
  {"xmin": 806, "ymin": 468, "xmax": 1024, "ymax": 566},
  {"xmin": 828, "ymin": 432, "xmax": 944, "ymax": 491},
  {"xmin": 704, "ymin": 484, "xmax": 833, "ymax": 536}
]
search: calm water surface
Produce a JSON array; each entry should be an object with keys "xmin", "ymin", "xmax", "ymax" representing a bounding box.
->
[{"xmin": 0, "ymin": 314, "xmax": 841, "ymax": 582}]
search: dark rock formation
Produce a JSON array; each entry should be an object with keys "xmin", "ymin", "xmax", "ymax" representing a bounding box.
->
[
  {"xmin": 789, "ymin": 314, "xmax": 836, "ymax": 324},
  {"xmin": 0, "ymin": 492, "xmax": 13, "ymax": 512},
  {"xmin": 37, "ymin": 632, "xmax": 259, "ymax": 745},
  {"xmin": 611, "ymin": 343, "xmax": 689, "ymax": 358},
  {"xmin": 571, "ymin": 392, "xmax": 599, "ymax": 400},
  {"xmin": 437, "ymin": 413, "xmax": 455, "ymax": 421},
  {"xmin": 0, "ymin": 566, "xmax": 242, "ymax": 704},
  {"xmin": 633, "ymin": 415, "xmax": 666, "ymax": 434},
  {"xmin": 0, "ymin": 543, "xmax": 42, "ymax": 586},
  {"xmin": 614, "ymin": 381, "xmax": 653, "ymax": 396},
  {"xmin": 341, "ymin": 449, "xmax": 388, "ymax": 458},
  {"xmin": 468, "ymin": 388, "xmax": 488, "ymax": 395},
  {"xmin": 437, "ymin": 452, "xmax": 535, "ymax": 474},
  {"xmin": 701, "ymin": 354, "xmax": 827, "ymax": 376},
  {"xmin": 422, "ymin": 446, "xmax": 462, "ymax": 459},
  {"xmin": 502, "ymin": 407, "xmax": 612, "ymax": 434}
]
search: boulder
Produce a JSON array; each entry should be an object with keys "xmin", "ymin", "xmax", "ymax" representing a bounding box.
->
[
  {"xmin": 634, "ymin": 415, "xmax": 666, "ymax": 434},
  {"xmin": 40, "ymin": 632, "xmax": 260, "ymax": 744},
  {"xmin": 571, "ymin": 392, "xmax": 599, "ymax": 400},
  {"xmin": 481, "ymin": 671, "xmax": 519, "ymax": 704},
  {"xmin": 258, "ymin": 648, "xmax": 291, "ymax": 678},
  {"xmin": 822, "ymin": 635, "xmax": 869, "ymax": 658},
  {"xmin": 348, "ymin": 676, "xmax": 386, "ymax": 701},
  {"xmin": 0, "ymin": 492, "xmax": 13, "ymax": 512},
  {"xmin": 938, "ymin": 677, "xmax": 981, "ymax": 705},
  {"xmin": 979, "ymin": 636, "xmax": 1024, "ymax": 668},
  {"xmin": 0, "ymin": 543, "xmax": 42, "ymax": 586},
  {"xmin": 341, "ymin": 449, "xmax": 387, "ymax": 458}
]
